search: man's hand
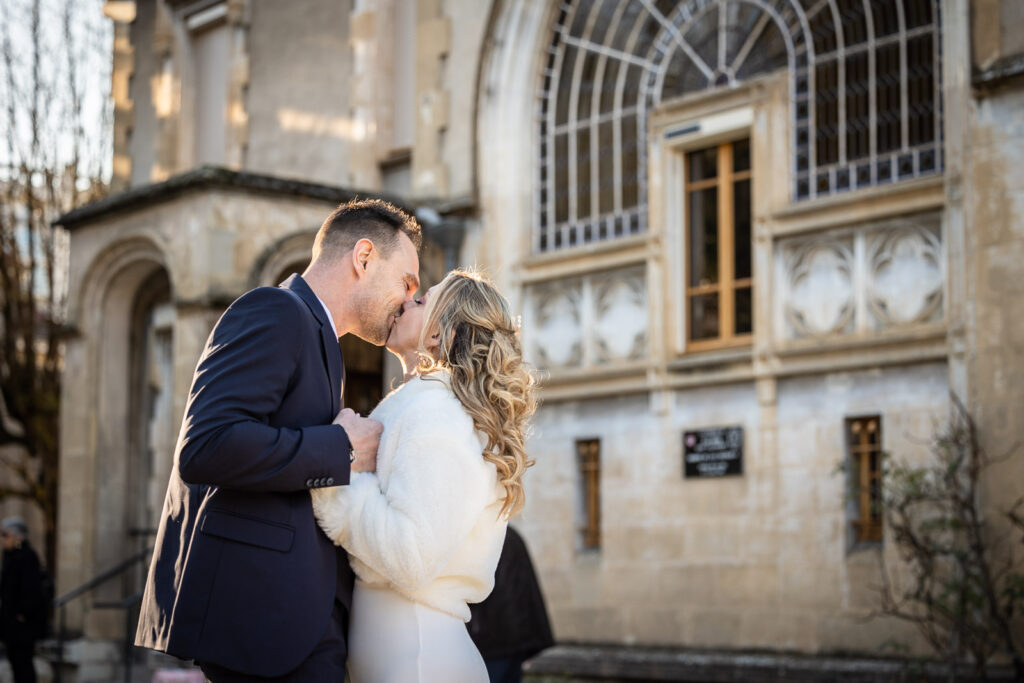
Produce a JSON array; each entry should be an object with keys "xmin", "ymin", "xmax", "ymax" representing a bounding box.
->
[{"xmin": 334, "ymin": 408, "xmax": 382, "ymax": 473}]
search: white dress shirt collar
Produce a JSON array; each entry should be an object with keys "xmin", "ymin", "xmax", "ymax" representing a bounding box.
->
[{"xmin": 313, "ymin": 292, "xmax": 338, "ymax": 339}]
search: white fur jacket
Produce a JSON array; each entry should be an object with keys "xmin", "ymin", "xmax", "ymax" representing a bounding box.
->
[{"xmin": 311, "ymin": 372, "xmax": 508, "ymax": 622}]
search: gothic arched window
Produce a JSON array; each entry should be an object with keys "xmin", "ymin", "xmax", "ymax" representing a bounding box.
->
[{"xmin": 536, "ymin": 0, "xmax": 943, "ymax": 253}]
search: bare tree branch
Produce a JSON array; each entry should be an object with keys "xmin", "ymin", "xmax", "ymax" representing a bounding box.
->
[
  {"xmin": 873, "ymin": 395, "xmax": 1024, "ymax": 680},
  {"xmin": 0, "ymin": 0, "xmax": 111, "ymax": 571}
]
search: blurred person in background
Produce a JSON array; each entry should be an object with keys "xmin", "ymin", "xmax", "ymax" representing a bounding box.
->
[
  {"xmin": 468, "ymin": 527, "xmax": 554, "ymax": 683},
  {"xmin": 0, "ymin": 517, "xmax": 46, "ymax": 683}
]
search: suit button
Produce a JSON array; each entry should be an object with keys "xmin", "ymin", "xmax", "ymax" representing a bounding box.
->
[
  {"xmin": 326, "ymin": 477, "xmax": 334, "ymax": 486},
  {"xmin": 305, "ymin": 478, "xmax": 314, "ymax": 488}
]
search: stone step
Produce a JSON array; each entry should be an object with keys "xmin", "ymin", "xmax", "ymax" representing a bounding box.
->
[{"xmin": 522, "ymin": 645, "xmax": 1019, "ymax": 682}]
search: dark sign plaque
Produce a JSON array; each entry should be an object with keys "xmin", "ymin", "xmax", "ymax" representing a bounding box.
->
[{"xmin": 683, "ymin": 426, "xmax": 743, "ymax": 478}]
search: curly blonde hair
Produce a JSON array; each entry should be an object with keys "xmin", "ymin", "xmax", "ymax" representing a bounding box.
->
[{"xmin": 417, "ymin": 270, "xmax": 538, "ymax": 518}]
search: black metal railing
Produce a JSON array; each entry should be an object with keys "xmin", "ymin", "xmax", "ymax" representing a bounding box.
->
[{"xmin": 52, "ymin": 547, "xmax": 152, "ymax": 683}]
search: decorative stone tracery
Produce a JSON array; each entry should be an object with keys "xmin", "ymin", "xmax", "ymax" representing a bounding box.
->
[
  {"xmin": 866, "ymin": 224, "xmax": 943, "ymax": 327},
  {"xmin": 526, "ymin": 267, "xmax": 647, "ymax": 371},
  {"xmin": 775, "ymin": 213, "xmax": 943, "ymax": 342},
  {"xmin": 783, "ymin": 237, "xmax": 855, "ymax": 337}
]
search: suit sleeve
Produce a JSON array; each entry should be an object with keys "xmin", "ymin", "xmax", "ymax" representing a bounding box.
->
[
  {"xmin": 177, "ymin": 287, "xmax": 352, "ymax": 492},
  {"xmin": 311, "ymin": 394, "xmax": 494, "ymax": 592}
]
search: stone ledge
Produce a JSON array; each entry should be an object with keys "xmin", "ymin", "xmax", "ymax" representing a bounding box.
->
[
  {"xmin": 523, "ymin": 644, "xmax": 1017, "ymax": 682},
  {"xmin": 973, "ymin": 54, "xmax": 1024, "ymax": 92},
  {"xmin": 55, "ymin": 166, "xmax": 413, "ymax": 231}
]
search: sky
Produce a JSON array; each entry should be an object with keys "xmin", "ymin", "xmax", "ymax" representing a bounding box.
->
[{"xmin": 0, "ymin": 0, "xmax": 113, "ymax": 183}]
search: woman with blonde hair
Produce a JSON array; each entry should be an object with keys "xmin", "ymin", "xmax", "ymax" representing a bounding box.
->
[{"xmin": 312, "ymin": 269, "xmax": 537, "ymax": 682}]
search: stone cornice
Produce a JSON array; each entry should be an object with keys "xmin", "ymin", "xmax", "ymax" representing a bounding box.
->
[
  {"xmin": 55, "ymin": 166, "xmax": 412, "ymax": 230},
  {"xmin": 973, "ymin": 53, "xmax": 1024, "ymax": 92}
]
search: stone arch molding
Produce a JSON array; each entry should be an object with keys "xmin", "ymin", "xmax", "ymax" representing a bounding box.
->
[
  {"xmin": 74, "ymin": 236, "xmax": 173, "ymax": 331},
  {"xmin": 64, "ymin": 235, "xmax": 175, "ymax": 595},
  {"xmin": 476, "ymin": 0, "xmax": 556, "ymax": 273},
  {"xmin": 253, "ymin": 230, "xmax": 317, "ymax": 288}
]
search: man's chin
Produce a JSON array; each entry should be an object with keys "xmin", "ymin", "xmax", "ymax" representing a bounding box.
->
[{"xmin": 349, "ymin": 328, "xmax": 389, "ymax": 346}]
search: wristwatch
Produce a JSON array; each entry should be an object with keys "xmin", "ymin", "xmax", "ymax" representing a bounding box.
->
[{"xmin": 348, "ymin": 442, "xmax": 356, "ymax": 464}]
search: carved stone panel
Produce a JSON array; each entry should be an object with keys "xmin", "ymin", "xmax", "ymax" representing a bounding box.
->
[
  {"xmin": 866, "ymin": 224, "xmax": 943, "ymax": 328},
  {"xmin": 525, "ymin": 266, "xmax": 647, "ymax": 371},
  {"xmin": 782, "ymin": 238, "xmax": 856, "ymax": 337},
  {"xmin": 532, "ymin": 280, "xmax": 584, "ymax": 369},
  {"xmin": 775, "ymin": 213, "xmax": 944, "ymax": 343},
  {"xmin": 593, "ymin": 269, "xmax": 647, "ymax": 363}
]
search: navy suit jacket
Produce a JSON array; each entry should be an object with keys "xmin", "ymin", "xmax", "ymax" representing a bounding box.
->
[{"xmin": 135, "ymin": 275, "xmax": 355, "ymax": 676}]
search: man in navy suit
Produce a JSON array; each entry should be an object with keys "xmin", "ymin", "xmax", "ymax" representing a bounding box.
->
[{"xmin": 135, "ymin": 199, "xmax": 422, "ymax": 681}]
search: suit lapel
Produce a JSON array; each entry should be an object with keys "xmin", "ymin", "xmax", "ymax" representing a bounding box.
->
[
  {"xmin": 322, "ymin": 324, "xmax": 343, "ymax": 414},
  {"xmin": 280, "ymin": 274, "xmax": 343, "ymax": 415}
]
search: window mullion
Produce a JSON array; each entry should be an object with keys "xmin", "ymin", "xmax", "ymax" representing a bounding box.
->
[
  {"xmin": 858, "ymin": 427, "xmax": 871, "ymax": 538},
  {"xmin": 718, "ymin": 143, "xmax": 734, "ymax": 342}
]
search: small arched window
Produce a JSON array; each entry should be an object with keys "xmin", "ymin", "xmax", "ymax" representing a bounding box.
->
[{"xmin": 536, "ymin": 0, "xmax": 943, "ymax": 253}]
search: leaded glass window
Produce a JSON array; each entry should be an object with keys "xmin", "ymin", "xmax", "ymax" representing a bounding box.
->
[{"xmin": 537, "ymin": 0, "xmax": 944, "ymax": 253}]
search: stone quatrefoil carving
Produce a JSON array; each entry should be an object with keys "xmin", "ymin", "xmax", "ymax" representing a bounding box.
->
[
  {"xmin": 533, "ymin": 282, "xmax": 584, "ymax": 369},
  {"xmin": 866, "ymin": 226, "xmax": 943, "ymax": 326},
  {"xmin": 779, "ymin": 220, "xmax": 944, "ymax": 341},
  {"xmin": 531, "ymin": 268, "xmax": 648, "ymax": 369},
  {"xmin": 784, "ymin": 239, "xmax": 856, "ymax": 337},
  {"xmin": 593, "ymin": 271, "xmax": 648, "ymax": 363}
]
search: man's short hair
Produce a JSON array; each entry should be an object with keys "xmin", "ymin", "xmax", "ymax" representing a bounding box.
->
[{"xmin": 313, "ymin": 198, "xmax": 422, "ymax": 261}]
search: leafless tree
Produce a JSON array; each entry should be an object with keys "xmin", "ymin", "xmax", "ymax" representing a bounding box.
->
[
  {"xmin": 0, "ymin": 0, "xmax": 111, "ymax": 570},
  {"xmin": 876, "ymin": 395, "xmax": 1023, "ymax": 681}
]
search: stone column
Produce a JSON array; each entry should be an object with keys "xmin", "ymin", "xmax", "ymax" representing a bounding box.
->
[
  {"xmin": 55, "ymin": 334, "xmax": 94, "ymax": 631},
  {"xmin": 151, "ymin": 1, "xmax": 180, "ymax": 181},
  {"xmin": 962, "ymin": 0, "xmax": 1024, "ymax": 526},
  {"xmin": 225, "ymin": 0, "xmax": 251, "ymax": 170},
  {"xmin": 105, "ymin": 1, "xmax": 136, "ymax": 192},
  {"xmin": 348, "ymin": 1, "xmax": 385, "ymax": 189},
  {"xmin": 412, "ymin": 0, "xmax": 450, "ymax": 198}
]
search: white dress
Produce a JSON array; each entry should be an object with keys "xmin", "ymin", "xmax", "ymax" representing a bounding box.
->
[{"xmin": 311, "ymin": 372, "xmax": 508, "ymax": 682}]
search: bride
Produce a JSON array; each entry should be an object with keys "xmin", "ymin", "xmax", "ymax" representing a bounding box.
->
[{"xmin": 311, "ymin": 269, "xmax": 537, "ymax": 682}]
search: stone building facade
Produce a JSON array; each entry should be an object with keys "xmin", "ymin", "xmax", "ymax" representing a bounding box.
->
[{"xmin": 55, "ymin": 0, "xmax": 1023, "ymax": 676}]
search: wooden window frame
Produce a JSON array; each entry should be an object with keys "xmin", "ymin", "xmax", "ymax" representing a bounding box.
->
[
  {"xmin": 576, "ymin": 439, "xmax": 600, "ymax": 551},
  {"xmin": 847, "ymin": 416, "xmax": 883, "ymax": 543},
  {"xmin": 683, "ymin": 139, "xmax": 753, "ymax": 352}
]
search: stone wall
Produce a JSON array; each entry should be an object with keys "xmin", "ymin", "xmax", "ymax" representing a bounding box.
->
[
  {"xmin": 963, "ymin": 72, "xmax": 1024, "ymax": 579},
  {"xmin": 519, "ymin": 364, "xmax": 945, "ymax": 654},
  {"xmin": 246, "ymin": 0, "xmax": 354, "ymax": 186}
]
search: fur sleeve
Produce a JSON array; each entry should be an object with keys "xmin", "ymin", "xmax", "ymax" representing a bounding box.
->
[{"xmin": 311, "ymin": 390, "xmax": 495, "ymax": 592}]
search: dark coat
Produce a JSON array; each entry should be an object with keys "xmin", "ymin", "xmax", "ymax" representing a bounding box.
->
[
  {"xmin": 468, "ymin": 527, "xmax": 555, "ymax": 661},
  {"xmin": 0, "ymin": 541, "xmax": 46, "ymax": 642},
  {"xmin": 134, "ymin": 275, "xmax": 355, "ymax": 677}
]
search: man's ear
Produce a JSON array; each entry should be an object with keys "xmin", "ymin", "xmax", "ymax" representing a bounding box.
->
[{"xmin": 351, "ymin": 238, "xmax": 375, "ymax": 278}]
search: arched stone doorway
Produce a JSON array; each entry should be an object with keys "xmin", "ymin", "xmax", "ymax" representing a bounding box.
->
[
  {"xmin": 61, "ymin": 238, "xmax": 177, "ymax": 635},
  {"xmin": 127, "ymin": 270, "xmax": 174, "ymax": 549}
]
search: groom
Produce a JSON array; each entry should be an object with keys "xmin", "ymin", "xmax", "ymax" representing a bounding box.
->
[{"xmin": 135, "ymin": 199, "xmax": 422, "ymax": 681}]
